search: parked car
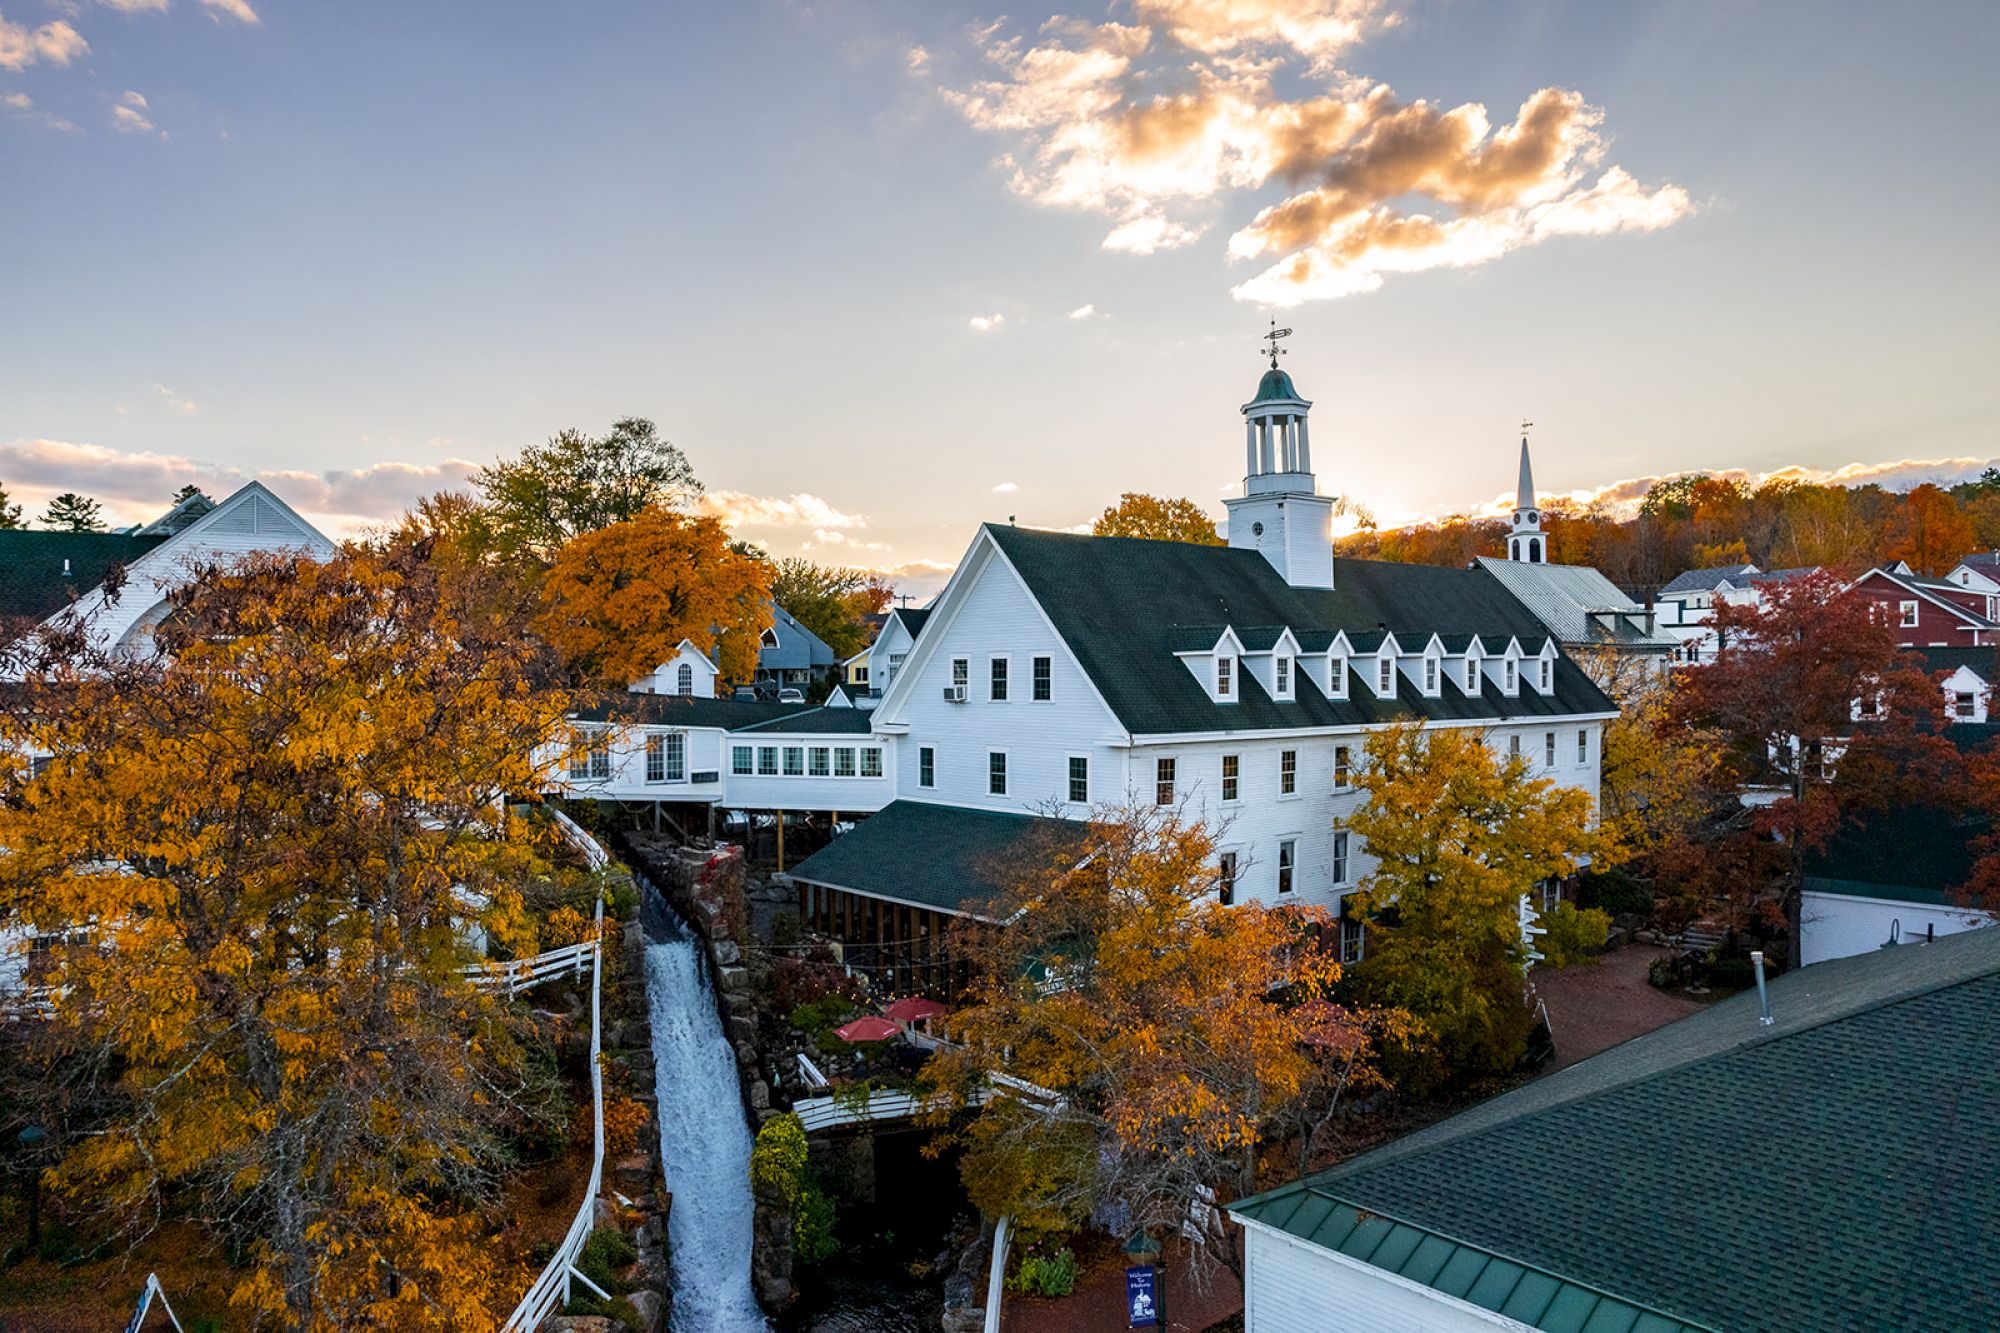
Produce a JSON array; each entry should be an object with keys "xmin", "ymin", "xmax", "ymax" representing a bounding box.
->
[
  {"xmin": 777, "ymin": 687, "xmax": 806, "ymax": 704},
  {"xmin": 732, "ymin": 686, "xmax": 760, "ymax": 702}
]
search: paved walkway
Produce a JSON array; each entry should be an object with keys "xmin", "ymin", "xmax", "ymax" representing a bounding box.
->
[
  {"xmin": 1535, "ymin": 943, "xmax": 1701, "ymax": 1070},
  {"xmin": 1001, "ymin": 1248, "xmax": 1242, "ymax": 1333}
]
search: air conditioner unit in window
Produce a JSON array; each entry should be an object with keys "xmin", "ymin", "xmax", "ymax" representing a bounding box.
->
[{"xmin": 943, "ymin": 684, "xmax": 967, "ymax": 703}]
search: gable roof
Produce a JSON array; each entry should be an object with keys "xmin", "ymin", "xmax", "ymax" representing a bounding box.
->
[
  {"xmin": 1233, "ymin": 927, "xmax": 2000, "ymax": 1332},
  {"xmin": 1658, "ymin": 563, "xmax": 1760, "ymax": 596},
  {"xmin": 783, "ymin": 799, "xmax": 1087, "ymax": 917},
  {"xmin": 568, "ymin": 693, "xmax": 816, "ymax": 730},
  {"xmin": 0, "ymin": 530, "xmax": 171, "ymax": 625},
  {"xmin": 761, "ymin": 603, "xmax": 838, "ymax": 670},
  {"xmin": 729, "ymin": 705, "xmax": 878, "ymax": 735},
  {"xmin": 983, "ymin": 525, "xmax": 1613, "ymax": 736},
  {"xmin": 1473, "ymin": 558, "xmax": 1679, "ymax": 651},
  {"xmin": 1860, "ymin": 567, "xmax": 2000, "ymax": 630}
]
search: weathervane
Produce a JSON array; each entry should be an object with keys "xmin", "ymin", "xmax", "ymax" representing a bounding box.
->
[
  {"xmin": 1520, "ymin": 418, "xmax": 1534, "ymax": 439},
  {"xmin": 1261, "ymin": 319, "xmax": 1292, "ymax": 369}
]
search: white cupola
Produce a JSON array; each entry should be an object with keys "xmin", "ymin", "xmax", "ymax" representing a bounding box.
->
[
  {"xmin": 1508, "ymin": 431, "xmax": 1545, "ymax": 564},
  {"xmin": 1224, "ymin": 325, "xmax": 1336, "ymax": 589}
]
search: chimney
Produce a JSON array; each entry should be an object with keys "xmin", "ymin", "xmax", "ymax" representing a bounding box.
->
[{"xmin": 1750, "ymin": 951, "xmax": 1773, "ymax": 1026}]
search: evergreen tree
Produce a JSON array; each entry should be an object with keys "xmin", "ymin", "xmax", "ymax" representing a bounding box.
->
[
  {"xmin": 0, "ymin": 482, "xmax": 22, "ymax": 530},
  {"xmin": 40, "ymin": 492, "xmax": 105, "ymax": 532}
]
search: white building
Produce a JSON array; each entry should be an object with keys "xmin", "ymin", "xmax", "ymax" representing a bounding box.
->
[{"xmin": 1652, "ymin": 563, "xmax": 1819, "ymax": 664}]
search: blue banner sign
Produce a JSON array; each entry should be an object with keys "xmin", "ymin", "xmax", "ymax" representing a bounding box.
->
[{"xmin": 1126, "ymin": 1263, "xmax": 1161, "ymax": 1327}]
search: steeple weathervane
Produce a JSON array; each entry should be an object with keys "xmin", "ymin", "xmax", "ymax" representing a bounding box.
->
[
  {"xmin": 1509, "ymin": 422, "xmax": 1544, "ymax": 564},
  {"xmin": 1261, "ymin": 320, "xmax": 1292, "ymax": 369}
]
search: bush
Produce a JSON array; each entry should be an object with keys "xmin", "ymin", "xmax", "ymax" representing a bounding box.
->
[
  {"xmin": 1009, "ymin": 1245, "xmax": 1079, "ymax": 1298},
  {"xmin": 750, "ymin": 1113, "xmax": 808, "ymax": 1207},
  {"xmin": 795, "ymin": 1183, "xmax": 839, "ymax": 1265},
  {"xmin": 574, "ymin": 1228, "xmax": 638, "ymax": 1294},
  {"xmin": 603, "ymin": 1095, "xmax": 649, "ymax": 1158},
  {"xmin": 1575, "ymin": 866, "xmax": 1652, "ymax": 920},
  {"xmin": 1536, "ymin": 902, "xmax": 1611, "ymax": 969}
]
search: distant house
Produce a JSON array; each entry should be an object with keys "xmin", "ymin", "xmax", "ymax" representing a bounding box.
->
[
  {"xmin": 0, "ymin": 481, "xmax": 335, "ymax": 664},
  {"xmin": 855, "ymin": 605, "xmax": 932, "ymax": 703},
  {"xmin": 630, "ymin": 639, "xmax": 723, "ymax": 698},
  {"xmin": 1653, "ymin": 562, "xmax": 1817, "ymax": 664},
  {"xmin": 755, "ymin": 603, "xmax": 838, "ymax": 691},
  {"xmin": 1230, "ymin": 926, "xmax": 2000, "ymax": 1331},
  {"xmin": 1848, "ymin": 562, "xmax": 2000, "ymax": 648},
  {"xmin": 1945, "ymin": 551, "xmax": 2000, "ymax": 601},
  {"xmin": 1801, "ymin": 785, "xmax": 1994, "ymax": 964},
  {"xmin": 1474, "ymin": 559, "xmax": 1677, "ymax": 679}
]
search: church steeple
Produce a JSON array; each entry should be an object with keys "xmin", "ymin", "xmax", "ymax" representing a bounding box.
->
[
  {"xmin": 1225, "ymin": 323, "xmax": 1336, "ymax": 588},
  {"xmin": 1508, "ymin": 426, "xmax": 1544, "ymax": 564}
]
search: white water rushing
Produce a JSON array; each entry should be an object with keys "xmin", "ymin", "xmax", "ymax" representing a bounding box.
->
[{"xmin": 646, "ymin": 931, "xmax": 771, "ymax": 1333}]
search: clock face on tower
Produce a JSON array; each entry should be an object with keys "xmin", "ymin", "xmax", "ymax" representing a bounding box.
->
[{"xmin": 1527, "ymin": 511, "xmax": 1539, "ymax": 524}]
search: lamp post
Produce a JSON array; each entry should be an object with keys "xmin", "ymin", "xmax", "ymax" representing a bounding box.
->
[
  {"xmin": 16, "ymin": 1124, "xmax": 46, "ymax": 1255},
  {"xmin": 1123, "ymin": 1229, "xmax": 1165, "ymax": 1330}
]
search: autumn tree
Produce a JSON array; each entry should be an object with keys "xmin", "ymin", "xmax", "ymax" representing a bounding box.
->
[
  {"xmin": 0, "ymin": 543, "xmax": 580, "ymax": 1330},
  {"xmin": 474, "ymin": 416, "xmax": 700, "ymax": 561},
  {"xmin": 922, "ymin": 803, "xmax": 1387, "ymax": 1277},
  {"xmin": 1092, "ymin": 493, "xmax": 1223, "ymax": 545},
  {"xmin": 39, "ymin": 491, "xmax": 104, "ymax": 532},
  {"xmin": 766, "ymin": 557, "xmax": 878, "ymax": 661},
  {"xmin": 0, "ymin": 481, "xmax": 23, "ymax": 529},
  {"xmin": 1340, "ymin": 722, "xmax": 1606, "ymax": 1088},
  {"xmin": 1574, "ymin": 650, "xmax": 1710, "ymax": 863},
  {"xmin": 1881, "ymin": 483, "xmax": 1977, "ymax": 575},
  {"xmin": 537, "ymin": 505, "xmax": 772, "ymax": 686},
  {"xmin": 1666, "ymin": 570, "xmax": 1964, "ymax": 966}
]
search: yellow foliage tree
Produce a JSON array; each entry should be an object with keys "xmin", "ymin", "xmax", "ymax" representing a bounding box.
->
[
  {"xmin": 536, "ymin": 506, "xmax": 772, "ymax": 687},
  {"xmin": 921, "ymin": 803, "xmax": 1392, "ymax": 1276},
  {"xmin": 0, "ymin": 544, "xmax": 578, "ymax": 1330},
  {"xmin": 1091, "ymin": 493, "xmax": 1223, "ymax": 545}
]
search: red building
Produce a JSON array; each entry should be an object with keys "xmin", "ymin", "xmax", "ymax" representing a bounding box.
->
[{"xmin": 1846, "ymin": 562, "xmax": 1999, "ymax": 648}]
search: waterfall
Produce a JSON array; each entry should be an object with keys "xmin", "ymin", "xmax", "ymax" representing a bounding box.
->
[{"xmin": 646, "ymin": 921, "xmax": 771, "ymax": 1333}]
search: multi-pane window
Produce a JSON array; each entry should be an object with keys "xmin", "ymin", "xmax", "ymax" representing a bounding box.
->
[
  {"xmin": 757, "ymin": 746, "xmax": 779, "ymax": 776},
  {"xmin": 1466, "ymin": 657, "xmax": 1480, "ymax": 689},
  {"xmin": 663, "ymin": 732, "xmax": 685, "ymax": 782},
  {"xmin": 1218, "ymin": 851, "xmax": 1238, "ymax": 906},
  {"xmin": 1331, "ymin": 657, "xmax": 1347, "ymax": 695},
  {"xmin": 1955, "ymin": 691, "xmax": 1978, "ymax": 719},
  {"xmin": 677, "ymin": 662, "xmax": 694, "ymax": 695},
  {"xmin": 1539, "ymin": 660, "xmax": 1552, "ymax": 691},
  {"xmin": 1221, "ymin": 754, "xmax": 1240, "ymax": 801},
  {"xmin": 861, "ymin": 748, "xmax": 883, "ymax": 778},
  {"xmin": 1068, "ymin": 756, "xmax": 1088, "ymax": 804},
  {"xmin": 646, "ymin": 734, "xmax": 666, "ymax": 782},
  {"xmin": 732, "ymin": 745, "xmax": 754, "ymax": 776},
  {"xmin": 1577, "ymin": 729, "xmax": 1589, "ymax": 763},
  {"xmin": 783, "ymin": 746, "xmax": 805, "ymax": 776},
  {"xmin": 1424, "ymin": 658, "xmax": 1438, "ymax": 693},
  {"xmin": 835, "ymin": 747, "xmax": 857, "ymax": 777},
  {"xmin": 1277, "ymin": 839, "xmax": 1296, "ymax": 895},
  {"xmin": 919, "ymin": 746, "xmax": 936, "ymax": 788},
  {"xmin": 1508, "ymin": 734, "xmax": 1522, "ymax": 760},
  {"xmin": 1378, "ymin": 657, "xmax": 1394, "ymax": 693},
  {"xmin": 1280, "ymin": 749, "xmax": 1297, "ymax": 795},
  {"xmin": 1276, "ymin": 656, "xmax": 1292, "ymax": 696},
  {"xmin": 1033, "ymin": 656, "xmax": 1052, "ymax": 701},
  {"xmin": 1216, "ymin": 656, "xmax": 1233, "ymax": 698},
  {"xmin": 1900, "ymin": 600, "xmax": 1920, "ymax": 628},
  {"xmin": 1156, "ymin": 757, "xmax": 1176, "ymax": 806},
  {"xmin": 1334, "ymin": 745, "xmax": 1351, "ymax": 790},
  {"xmin": 808, "ymin": 747, "xmax": 830, "ymax": 777},
  {"xmin": 1504, "ymin": 660, "xmax": 1518, "ymax": 692},
  {"xmin": 991, "ymin": 656, "xmax": 1009, "ymax": 701},
  {"xmin": 951, "ymin": 658, "xmax": 969, "ymax": 692},
  {"xmin": 1331, "ymin": 831, "xmax": 1349, "ymax": 884},
  {"xmin": 988, "ymin": 751, "xmax": 1008, "ymax": 796},
  {"xmin": 1339, "ymin": 914, "xmax": 1364, "ymax": 964},
  {"xmin": 1545, "ymin": 732, "xmax": 1557, "ymax": 768}
]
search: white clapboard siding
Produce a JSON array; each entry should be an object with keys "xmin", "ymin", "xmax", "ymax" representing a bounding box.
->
[{"xmin": 1242, "ymin": 1221, "xmax": 1530, "ymax": 1333}]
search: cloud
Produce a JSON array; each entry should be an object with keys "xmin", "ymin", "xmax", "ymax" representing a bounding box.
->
[
  {"xmin": 803, "ymin": 528, "xmax": 892, "ymax": 554},
  {"xmin": 151, "ymin": 382, "xmax": 197, "ymax": 412},
  {"xmin": 1464, "ymin": 456, "xmax": 2000, "ymax": 522},
  {"xmin": 991, "ymin": 481, "xmax": 1019, "ymax": 493},
  {"xmin": 97, "ymin": 0, "xmax": 170, "ymax": 12},
  {"xmin": 968, "ymin": 312, "xmax": 1006, "ymax": 331},
  {"xmin": 198, "ymin": 0, "xmax": 258, "ymax": 21},
  {"xmin": 1067, "ymin": 303, "xmax": 1098, "ymax": 320},
  {"xmin": 0, "ymin": 13, "xmax": 88, "ymax": 69},
  {"xmin": 0, "ymin": 437, "xmax": 483, "ymax": 535},
  {"xmin": 698, "ymin": 490, "xmax": 868, "ymax": 531},
  {"xmin": 112, "ymin": 89, "xmax": 160, "ymax": 134},
  {"xmin": 928, "ymin": 3, "xmax": 1690, "ymax": 304}
]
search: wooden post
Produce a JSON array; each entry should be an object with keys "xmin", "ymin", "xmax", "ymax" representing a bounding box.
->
[{"xmin": 777, "ymin": 810, "xmax": 786, "ymax": 873}]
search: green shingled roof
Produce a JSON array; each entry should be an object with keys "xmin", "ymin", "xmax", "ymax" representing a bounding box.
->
[
  {"xmin": 0, "ymin": 529, "xmax": 168, "ymax": 625},
  {"xmin": 784, "ymin": 799, "xmax": 1087, "ymax": 917},
  {"xmin": 1232, "ymin": 927, "xmax": 2000, "ymax": 1332},
  {"xmin": 983, "ymin": 524, "xmax": 1614, "ymax": 736}
]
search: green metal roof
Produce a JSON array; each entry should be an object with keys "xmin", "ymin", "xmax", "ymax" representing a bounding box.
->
[
  {"xmin": 0, "ymin": 529, "xmax": 168, "ymax": 626},
  {"xmin": 1231, "ymin": 927, "xmax": 2000, "ymax": 1331},
  {"xmin": 982, "ymin": 524, "xmax": 1614, "ymax": 736},
  {"xmin": 1251, "ymin": 366, "xmax": 1303, "ymax": 402},
  {"xmin": 784, "ymin": 799, "xmax": 1087, "ymax": 917}
]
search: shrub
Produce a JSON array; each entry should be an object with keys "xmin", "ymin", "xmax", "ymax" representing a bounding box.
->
[
  {"xmin": 574, "ymin": 1228, "xmax": 638, "ymax": 1294},
  {"xmin": 750, "ymin": 1113, "xmax": 809, "ymax": 1207},
  {"xmin": 603, "ymin": 1095, "xmax": 650, "ymax": 1158},
  {"xmin": 794, "ymin": 1184, "xmax": 839, "ymax": 1265},
  {"xmin": 1009, "ymin": 1246, "xmax": 1079, "ymax": 1298},
  {"xmin": 1536, "ymin": 902, "xmax": 1611, "ymax": 969},
  {"xmin": 1575, "ymin": 866, "xmax": 1652, "ymax": 919}
]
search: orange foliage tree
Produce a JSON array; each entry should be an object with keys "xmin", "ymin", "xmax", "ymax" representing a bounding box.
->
[
  {"xmin": 920, "ymin": 803, "xmax": 1395, "ymax": 1277},
  {"xmin": 1092, "ymin": 493, "xmax": 1223, "ymax": 545},
  {"xmin": 1881, "ymin": 483, "xmax": 1978, "ymax": 575},
  {"xmin": 0, "ymin": 544, "xmax": 578, "ymax": 1330},
  {"xmin": 536, "ymin": 505, "xmax": 772, "ymax": 687}
]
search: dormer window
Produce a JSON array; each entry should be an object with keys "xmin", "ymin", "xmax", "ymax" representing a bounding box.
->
[
  {"xmin": 1331, "ymin": 656, "xmax": 1347, "ymax": 696},
  {"xmin": 1465, "ymin": 656, "xmax": 1480, "ymax": 690},
  {"xmin": 1538, "ymin": 659, "xmax": 1552, "ymax": 691},
  {"xmin": 1216, "ymin": 656, "xmax": 1234, "ymax": 699},
  {"xmin": 1377, "ymin": 656, "xmax": 1394, "ymax": 695},
  {"xmin": 1504, "ymin": 660, "xmax": 1519, "ymax": 693},
  {"xmin": 1275, "ymin": 655, "xmax": 1292, "ymax": 698},
  {"xmin": 1423, "ymin": 657, "xmax": 1439, "ymax": 695}
]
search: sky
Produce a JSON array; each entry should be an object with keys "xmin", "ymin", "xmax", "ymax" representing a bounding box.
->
[{"xmin": 3, "ymin": 1, "xmax": 1997, "ymax": 595}]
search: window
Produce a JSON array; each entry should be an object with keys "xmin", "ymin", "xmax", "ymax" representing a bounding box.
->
[
  {"xmin": 808, "ymin": 746, "xmax": 830, "ymax": 777},
  {"xmin": 1217, "ymin": 852, "xmax": 1238, "ymax": 906},
  {"xmin": 783, "ymin": 746, "xmax": 804, "ymax": 776},
  {"xmin": 1068, "ymin": 755, "xmax": 1089, "ymax": 804},
  {"xmin": 1577, "ymin": 729, "xmax": 1589, "ymax": 764},
  {"xmin": 1339, "ymin": 913, "xmax": 1364, "ymax": 964},
  {"xmin": 676, "ymin": 662, "xmax": 694, "ymax": 695},
  {"xmin": 835, "ymin": 747, "xmax": 857, "ymax": 777},
  {"xmin": 951, "ymin": 658, "xmax": 969, "ymax": 691},
  {"xmin": 861, "ymin": 748, "xmax": 883, "ymax": 778},
  {"xmin": 1222, "ymin": 754, "xmax": 1240, "ymax": 801},
  {"xmin": 1545, "ymin": 732, "xmax": 1557, "ymax": 768},
  {"xmin": 1334, "ymin": 745, "xmax": 1351, "ymax": 790},
  {"xmin": 760, "ymin": 626, "xmax": 781, "ymax": 648},
  {"xmin": 888, "ymin": 651, "xmax": 906, "ymax": 683},
  {"xmin": 1424, "ymin": 657, "xmax": 1438, "ymax": 693},
  {"xmin": 1900, "ymin": 600, "xmax": 1920, "ymax": 628},
  {"xmin": 1277, "ymin": 839, "xmax": 1296, "ymax": 895},
  {"xmin": 1956, "ymin": 691, "xmax": 1978, "ymax": 719},
  {"xmin": 991, "ymin": 656, "xmax": 1009, "ymax": 701},
  {"xmin": 1466, "ymin": 656, "xmax": 1480, "ymax": 689},
  {"xmin": 1276, "ymin": 656, "xmax": 1292, "ymax": 697},
  {"xmin": 1378, "ymin": 657, "xmax": 1394, "ymax": 694},
  {"xmin": 1280, "ymin": 749, "xmax": 1297, "ymax": 795},
  {"xmin": 588, "ymin": 746, "xmax": 609, "ymax": 779},
  {"xmin": 1508, "ymin": 734, "xmax": 1522, "ymax": 760},
  {"xmin": 1541, "ymin": 878, "xmax": 1563, "ymax": 913},
  {"xmin": 1331, "ymin": 657, "xmax": 1347, "ymax": 695},
  {"xmin": 659, "ymin": 732, "xmax": 684, "ymax": 781},
  {"xmin": 1033, "ymin": 656, "xmax": 1052, "ymax": 701},
  {"xmin": 757, "ymin": 746, "xmax": 779, "ymax": 776},
  {"xmin": 1155, "ymin": 757, "xmax": 1176, "ymax": 806},
  {"xmin": 988, "ymin": 751, "xmax": 1008, "ymax": 796},
  {"xmin": 1504, "ymin": 660, "xmax": 1518, "ymax": 692},
  {"xmin": 568, "ymin": 744, "xmax": 594, "ymax": 781},
  {"xmin": 1331, "ymin": 831, "xmax": 1349, "ymax": 884},
  {"xmin": 646, "ymin": 734, "xmax": 665, "ymax": 782},
  {"xmin": 732, "ymin": 745, "xmax": 754, "ymax": 776},
  {"xmin": 1539, "ymin": 660, "xmax": 1552, "ymax": 691},
  {"xmin": 1216, "ymin": 656, "xmax": 1234, "ymax": 698},
  {"xmin": 919, "ymin": 746, "xmax": 936, "ymax": 788}
]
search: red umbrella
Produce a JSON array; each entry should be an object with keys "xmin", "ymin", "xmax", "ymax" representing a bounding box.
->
[
  {"xmin": 834, "ymin": 1015, "xmax": 901, "ymax": 1043},
  {"xmin": 883, "ymin": 997, "xmax": 948, "ymax": 1023}
]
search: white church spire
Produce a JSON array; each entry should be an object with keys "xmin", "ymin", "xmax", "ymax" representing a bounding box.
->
[
  {"xmin": 1225, "ymin": 322, "xmax": 1336, "ymax": 588},
  {"xmin": 1508, "ymin": 423, "xmax": 1544, "ymax": 564}
]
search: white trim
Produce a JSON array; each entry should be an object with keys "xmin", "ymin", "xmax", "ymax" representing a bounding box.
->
[{"xmin": 1233, "ymin": 1217, "xmax": 1535, "ymax": 1331}]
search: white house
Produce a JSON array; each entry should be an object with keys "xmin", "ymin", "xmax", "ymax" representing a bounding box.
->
[
  {"xmin": 1652, "ymin": 562, "xmax": 1819, "ymax": 665},
  {"xmin": 630, "ymin": 639, "xmax": 723, "ymax": 698}
]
